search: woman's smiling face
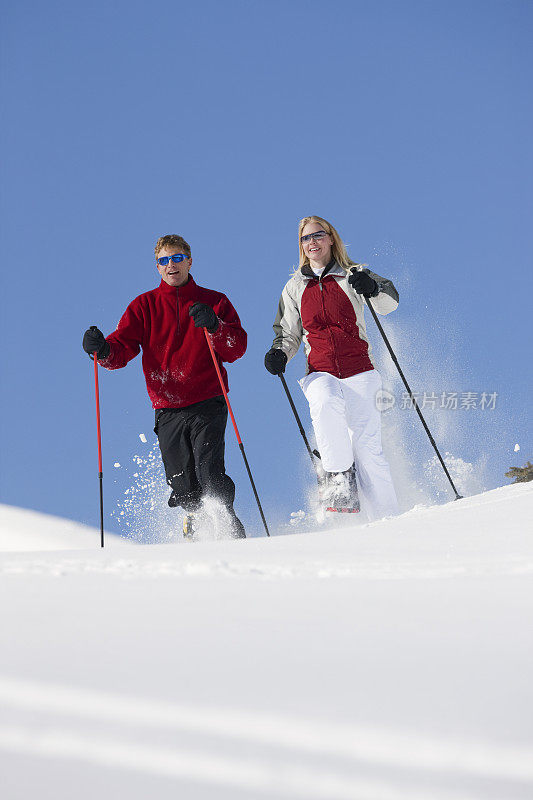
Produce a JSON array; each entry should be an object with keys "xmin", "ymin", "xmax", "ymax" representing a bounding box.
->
[{"xmin": 300, "ymin": 221, "xmax": 333, "ymax": 268}]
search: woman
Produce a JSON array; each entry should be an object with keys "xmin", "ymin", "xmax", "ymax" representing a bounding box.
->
[{"xmin": 264, "ymin": 215, "xmax": 399, "ymax": 521}]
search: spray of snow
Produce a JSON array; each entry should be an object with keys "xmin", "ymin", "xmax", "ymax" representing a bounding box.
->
[
  {"xmin": 189, "ymin": 495, "xmax": 239, "ymax": 542},
  {"xmin": 424, "ymin": 452, "xmax": 487, "ymax": 500},
  {"xmin": 111, "ymin": 442, "xmax": 239, "ymax": 543},
  {"xmin": 111, "ymin": 441, "xmax": 181, "ymax": 543},
  {"xmin": 365, "ymin": 243, "xmax": 500, "ymax": 508}
]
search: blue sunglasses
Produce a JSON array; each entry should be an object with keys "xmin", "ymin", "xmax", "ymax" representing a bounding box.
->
[{"xmin": 157, "ymin": 254, "xmax": 189, "ymax": 266}]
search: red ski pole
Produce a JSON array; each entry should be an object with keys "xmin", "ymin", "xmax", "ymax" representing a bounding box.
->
[
  {"xmin": 93, "ymin": 347, "xmax": 105, "ymax": 547},
  {"xmin": 203, "ymin": 329, "xmax": 270, "ymax": 537}
]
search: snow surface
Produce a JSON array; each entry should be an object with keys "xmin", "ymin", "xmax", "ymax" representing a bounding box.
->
[
  {"xmin": 1, "ymin": 483, "xmax": 532, "ymax": 799},
  {"xmin": 0, "ymin": 505, "xmax": 129, "ymax": 552}
]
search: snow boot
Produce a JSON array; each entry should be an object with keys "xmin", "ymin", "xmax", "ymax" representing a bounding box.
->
[
  {"xmin": 228, "ymin": 510, "xmax": 246, "ymax": 539},
  {"xmin": 168, "ymin": 490, "xmax": 179, "ymax": 508},
  {"xmin": 322, "ymin": 465, "xmax": 360, "ymax": 514}
]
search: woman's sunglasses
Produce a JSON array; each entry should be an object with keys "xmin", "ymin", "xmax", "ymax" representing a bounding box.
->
[{"xmin": 300, "ymin": 230, "xmax": 328, "ymax": 244}]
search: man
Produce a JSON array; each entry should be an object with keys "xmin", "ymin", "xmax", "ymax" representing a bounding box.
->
[{"xmin": 82, "ymin": 234, "xmax": 247, "ymax": 539}]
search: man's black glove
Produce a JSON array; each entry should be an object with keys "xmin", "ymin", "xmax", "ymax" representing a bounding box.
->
[
  {"xmin": 264, "ymin": 348, "xmax": 287, "ymax": 375},
  {"xmin": 189, "ymin": 302, "xmax": 219, "ymax": 332},
  {"xmin": 82, "ymin": 326, "xmax": 110, "ymax": 359},
  {"xmin": 348, "ymin": 268, "xmax": 379, "ymax": 298}
]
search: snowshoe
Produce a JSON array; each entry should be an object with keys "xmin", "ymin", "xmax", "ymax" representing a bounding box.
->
[
  {"xmin": 325, "ymin": 503, "xmax": 360, "ymax": 514},
  {"xmin": 182, "ymin": 513, "xmax": 196, "ymax": 540}
]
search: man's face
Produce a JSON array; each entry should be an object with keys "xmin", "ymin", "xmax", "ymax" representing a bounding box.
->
[{"xmin": 156, "ymin": 246, "xmax": 192, "ymax": 287}]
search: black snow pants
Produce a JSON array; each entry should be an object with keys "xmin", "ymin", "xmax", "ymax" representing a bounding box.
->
[{"xmin": 154, "ymin": 396, "xmax": 236, "ymax": 513}]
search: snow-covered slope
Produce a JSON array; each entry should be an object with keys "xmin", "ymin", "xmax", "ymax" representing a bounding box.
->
[
  {"xmin": 1, "ymin": 483, "xmax": 532, "ymax": 800},
  {"xmin": 0, "ymin": 504, "xmax": 129, "ymax": 551}
]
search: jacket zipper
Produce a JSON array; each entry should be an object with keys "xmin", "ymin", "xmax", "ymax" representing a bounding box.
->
[
  {"xmin": 319, "ymin": 278, "xmax": 342, "ymax": 378},
  {"xmin": 176, "ymin": 287, "xmax": 180, "ymax": 341}
]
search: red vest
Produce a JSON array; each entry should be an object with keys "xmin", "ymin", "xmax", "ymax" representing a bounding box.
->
[{"xmin": 300, "ymin": 275, "xmax": 373, "ymax": 378}]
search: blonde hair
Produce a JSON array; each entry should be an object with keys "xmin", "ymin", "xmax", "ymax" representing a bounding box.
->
[
  {"xmin": 298, "ymin": 216, "xmax": 360, "ymax": 272},
  {"xmin": 154, "ymin": 234, "xmax": 191, "ymax": 260}
]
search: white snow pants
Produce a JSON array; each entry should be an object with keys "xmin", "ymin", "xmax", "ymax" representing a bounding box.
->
[{"xmin": 300, "ymin": 369, "xmax": 399, "ymax": 521}]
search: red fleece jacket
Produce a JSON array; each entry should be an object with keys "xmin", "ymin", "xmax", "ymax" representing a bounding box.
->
[{"xmin": 98, "ymin": 276, "xmax": 247, "ymax": 409}]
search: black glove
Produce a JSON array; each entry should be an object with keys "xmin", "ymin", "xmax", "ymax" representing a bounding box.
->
[
  {"xmin": 348, "ymin": 268, "xmax": 379, "ymax": 298},
  {"xmin": 82, "ymin": 326, "xmax": 110, "ymax": 359},
  {"xmin": 264, "ymin": 348, "xmax": 287, "ymax": 375},
  {"xmin": 189, "ymin": 302, "xmax": 219, "ymax": 332}
]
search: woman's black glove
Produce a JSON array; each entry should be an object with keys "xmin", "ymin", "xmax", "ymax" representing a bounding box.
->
[
  {"xmin": 348, "ymin": 269, "xmax": 379, "ymax": 298},
  {"xmin": 189, "ymin": 302, "xmax": 219, "ymax": 332},
  {"xmin": 264, "ymin": 348, "xmax": 287, "ymax": 375},
  {"xmin": 82, "ymin": 326, "xmax": 110, "ymax": 359}
]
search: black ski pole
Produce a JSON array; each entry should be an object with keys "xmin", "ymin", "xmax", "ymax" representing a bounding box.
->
[
  {"xmin": 278, "ymin": 373, "xmax": 321, "ymax": 467},
  {"xmin": 366, "ymin": 298, "xmax": 462, "ymax": 500},
  {"xmin": 203, "ymin": 330, "xmax": 270, "ymax": 537},
  {"xmin": 92, "ymin": 346, "xmax": 105, "ymax": 547}
]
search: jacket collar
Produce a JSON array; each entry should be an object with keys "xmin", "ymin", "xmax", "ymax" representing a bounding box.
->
[
  {"xmin": 300, "ymin": 259, "xmax": 344, "ymax": 280},
  {"xmin": 158, "ymin": 274, "xmax": 197, "ymax": 296}
]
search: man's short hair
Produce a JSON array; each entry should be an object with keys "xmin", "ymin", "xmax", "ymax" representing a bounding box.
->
[{"xmin": 154, "ymin": 234, "xmax": 191, "ymax": 260}]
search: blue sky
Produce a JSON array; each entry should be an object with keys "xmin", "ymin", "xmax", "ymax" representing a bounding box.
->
[{"xmin": 1, "ymin": 0, "xmax": 531, "ymax": 539}]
